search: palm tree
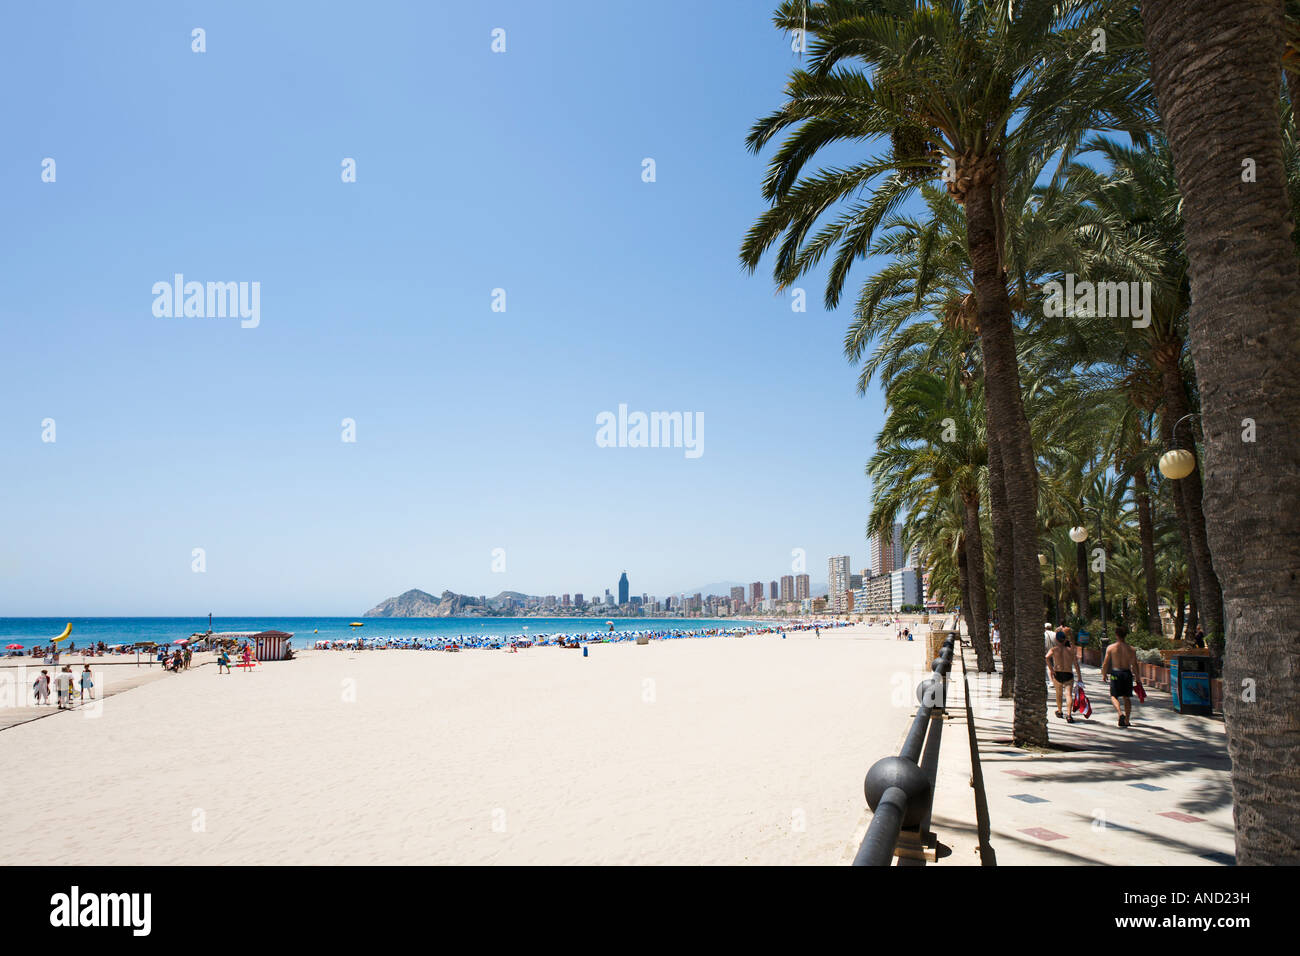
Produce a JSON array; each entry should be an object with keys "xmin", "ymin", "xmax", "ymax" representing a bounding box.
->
[
  {"xmin": 867, "ymin": 363, "xmax": 996, "ymax": 671},
  {"xmin": 1141, "ymin": 0, "xmax": 1300, "ymax": 862},
  {"xmin": 1049, "ymin": 137, "xmax": 1224, "ymax": 640},
  {"xmin": 742, "ymin": 0, "xmax": 1151, "ymax": 746}
]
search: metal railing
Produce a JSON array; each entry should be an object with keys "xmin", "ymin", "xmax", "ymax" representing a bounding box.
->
[{"xmin": 852, "ymin": 632, "xmax": 956, "ymax": 866}]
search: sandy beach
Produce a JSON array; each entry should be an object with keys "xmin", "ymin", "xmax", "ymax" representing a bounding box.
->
[{"xmin": 0, "ymin": 622, "xmax": 926, "ymax": 865}]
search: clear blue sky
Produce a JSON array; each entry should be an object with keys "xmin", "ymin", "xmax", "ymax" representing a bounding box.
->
[{"xmin": 1, "ymin": 1, "xmax": 889, "ymax": 615}]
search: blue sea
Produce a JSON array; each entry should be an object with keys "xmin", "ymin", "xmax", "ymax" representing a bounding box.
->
[{"xmin": 0, "ymin": 617, "xmax": 765, "ymax": 651}]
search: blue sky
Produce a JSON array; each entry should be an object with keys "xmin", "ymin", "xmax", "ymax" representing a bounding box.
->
[{"xmin": 1, "ymin": 1, "xmax": 890, "ymax": 615}]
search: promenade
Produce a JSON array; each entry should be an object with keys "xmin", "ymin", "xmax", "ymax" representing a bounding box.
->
[{"xmin": 927, "ymin": 639, "xmax": 1234, "ymax": 865}]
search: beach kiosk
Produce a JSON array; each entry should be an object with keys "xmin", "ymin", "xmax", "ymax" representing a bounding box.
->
[{"xmin": 210, "ymin": 630, "xmax": 294, "ymax": 662}]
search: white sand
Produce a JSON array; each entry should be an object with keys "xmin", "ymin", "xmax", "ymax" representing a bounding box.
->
[{"xmin": 0, "ymin": 623, "xmax": 929, "ymax": 865}]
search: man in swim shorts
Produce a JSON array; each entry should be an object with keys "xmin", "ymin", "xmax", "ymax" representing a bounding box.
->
[
  {"xmin": 1044, "ymin": 632, "xmax": 1082, "ymax": 722},
  {"xmin": 1101, "ymin": 623, "xmax": 1138, "ymax": 727}
]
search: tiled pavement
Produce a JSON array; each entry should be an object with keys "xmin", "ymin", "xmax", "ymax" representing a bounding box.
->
[{"xmin": 927, "ymin": 643, "xmax": 1235, "ymax": 866}]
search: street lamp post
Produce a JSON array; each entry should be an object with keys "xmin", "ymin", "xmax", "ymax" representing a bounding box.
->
[
  {"xmin": 1069, "ymin": 516, "xmax": 1109, "ymax": 645},
  {"xmin": 1039, "ymin": 544, "xmax": 1062, "ymax": 626}
]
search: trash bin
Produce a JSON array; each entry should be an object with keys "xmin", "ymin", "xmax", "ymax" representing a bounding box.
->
[{"xmin": 1170, "ymin": 654, "xmax": 1213, "ymax": 716}]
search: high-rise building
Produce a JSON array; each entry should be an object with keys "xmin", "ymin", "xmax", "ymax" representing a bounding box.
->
[
  {"xmin": 750, "ymin": 582, "xmax": 764, "ymax": 606},
  {"xmin": 870, "ymin": 532, "xmax": 894, "ymax": 577},
  {"xmin": 730, "ymin": 586, "xmax": 745, "ymax": 605},
  {"xmin": 795, "ymin": 574, "xmax": 810, "ymax": 600},
  {"xmin": 574, "ymin": 593, "xmax": 583, "ymax": 606},
  {"xmin": 850, "ymin": 573, "xmax": 863, "ymax": 590},
  {"xmin": 870, "ymin": 524, "xmax": 905, "ymax": 576},
  {"xmin": 769, "ymin": 580, "xmax": 778, "ymax": 599},
  {"xmin": 828, "ymin": 556, "xmax": 851, "ymax": 612},
  {"xmin": 618, "ymin": 572, "xmax": 629, "ymax": 605},
  {"xmin": 780, "ymin": 575, "xmax": 794, "ymax": 602},
  {"xmin": 561, "ymin": 593, "xmax": 571, "ymax": 608},
  {"xmin": 890, "ymin": 568, "xmax": 922, "ymax": 611}
]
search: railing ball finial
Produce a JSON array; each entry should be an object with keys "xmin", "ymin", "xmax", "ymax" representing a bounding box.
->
[{"xmin": 864, "ymin": 756, "xmax": 930, "ymax": 827}]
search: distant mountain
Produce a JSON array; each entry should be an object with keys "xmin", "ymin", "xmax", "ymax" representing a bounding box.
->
[{"xmin": 365, "ymin": 589, "xmax": 489, "ymax": 618}]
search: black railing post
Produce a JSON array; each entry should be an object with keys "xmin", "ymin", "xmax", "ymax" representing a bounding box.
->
[{"xmin": 853, "ymin": 632, "xmax": 955, "ymax": 866}]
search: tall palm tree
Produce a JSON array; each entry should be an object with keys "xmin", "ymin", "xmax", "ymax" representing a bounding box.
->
[
  {"xmin": 742, "ymin": 0, "xmax": 1151, "ymax": 746},
  {"xmin": 868, "ymin": 363, "xmax": 996, "ymax": 671},
  {"xmin": 1141, "ymin": 0, "xmax": 1300, "ymax": 862},
  {"xmin": 1050, "ymin": 137, "xmax": 1224, "ymax": 639}
]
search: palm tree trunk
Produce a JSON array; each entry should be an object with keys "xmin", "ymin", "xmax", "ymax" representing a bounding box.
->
[
  {"xmin": 961, "ymin": 491, "xmax": 995, "ymax": 672},
  {"xmin": 1075, "ymin": 540, "xmax": 1090, "ymax": 622},
  {"xmin": 1143, "ymin": 0, "xmax": 1300, "ymax": 863},
  {"xmin": 1156, "ymin": 355, "xmax": 1225, "ymax": 638},
  {"xmin": 988, "ymin": 428, "xmax": 1017, "ymax": 698},
  {"xmin": 957, "ymin": 534, "xmax": 975, "ymax": 647},
  {"xmin": 1133, "ymin": 467, "xmax": 1162, "ymax": 636},
  {"xmin": 964, "ymin": 176, "xmax": 1048, "ymax": 747},
  {"xmin": 1174, "ymin": 588, "xmax": 1185, "ymax": 642}
]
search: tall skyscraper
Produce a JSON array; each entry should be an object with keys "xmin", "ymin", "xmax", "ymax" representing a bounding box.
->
[
  {"xmin": 828, "ymin": 555, "xmax": 851, "ymax": 612},
  {"xmin": 730, "ymin": 586, "xmax": 745, "ymax": 605},
  {"xmin": 618, "ymin": 571, "xmax": 629, "ymax": 605},
  {"xmin": 750, "ymin": 582, "xmax": 763, "ymax": 606},
  {"xmin": 870, "ymin": 524, "xmax": 904, "ymax": 577},
  {"xmin": 795, "ymin": 574, "xmax": 810, "ymax": 600},
  {"xmin": 780, "ymin": 575, "xmax": 795, "ymax": 602},
  {"xmin": 769, "ymin": 580, "xmax": 778, "ymax": 599},
  {"xmin": 870, "ymin": 532, "xmax": 893, "ymax": 577}
]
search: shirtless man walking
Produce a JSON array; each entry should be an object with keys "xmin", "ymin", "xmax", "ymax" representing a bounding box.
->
[
  {"xmin": 1101, "ymin": 623, "xmax": 1139, "ymax": 727},
  {"xmin": 1044, "ymin": 632, "xmax": 1082, "ymax": 722}
]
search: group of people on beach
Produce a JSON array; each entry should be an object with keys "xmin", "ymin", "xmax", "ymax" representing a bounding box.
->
[
  {"xmin": 32, "ymin": 665, "xmax": 94, "ymax": 709},
  {"xmin": 311, "ymin": 621, "xmax": 846, "ymax": 653}
]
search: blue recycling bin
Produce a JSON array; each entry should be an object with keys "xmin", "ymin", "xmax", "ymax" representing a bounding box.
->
[{"xmin": 1170, "ymin": 654, "xmax": 1212, "ymax": 716}]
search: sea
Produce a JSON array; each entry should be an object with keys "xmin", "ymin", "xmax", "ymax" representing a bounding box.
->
[{"xmin": 0, "ymin": 617, "xmax": 765, "ymax": 652}]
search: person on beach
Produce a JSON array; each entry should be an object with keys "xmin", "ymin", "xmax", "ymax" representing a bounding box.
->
[
  {"xmin": 34, "ymin": 670, "xmax": 51, "ymax": 705},
  {"xmin": 217, "ymin": 647, "xmax": 231, "ymax": 674},
  {"xmin": 1101, "ymin": 623, "xmax": 1139, "ymax": 727},
  {"xmin": 80, "ymin": 665, "xmax": 94, "ymax": 701},
  {"xmin": 1045, "ymin": 633, "xmax": 1082, "ymax": 722},
  {"xmin": 55, "ymin": 665, "xmax": 74, "ymax": 709},
  {"xmin": 183, "ymin": 646, "xmax": 193, "ymax": 669}
]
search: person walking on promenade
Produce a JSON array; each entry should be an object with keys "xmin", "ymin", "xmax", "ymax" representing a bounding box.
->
[
  {"xmin": 80, "ymin": 664, "xmax": 94, "ymax": 701},
  {"xmin": 55, "ymin": 665, "xmax": 74, "ymax": 710},
  {"xmin": 1045, "ymin": 632, "xmax": 1082, "ymax": 722},
  {"xmin": 1101, "ymin": 623, "xmax": 1139, "ymax": 727},
  {"xmin": 991, "ymin": 623, "xmax": 1001, "ymax": 657},
  {"xmin": 33, "ymin": 669, "xmax": 51, "ymax": 705}
]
